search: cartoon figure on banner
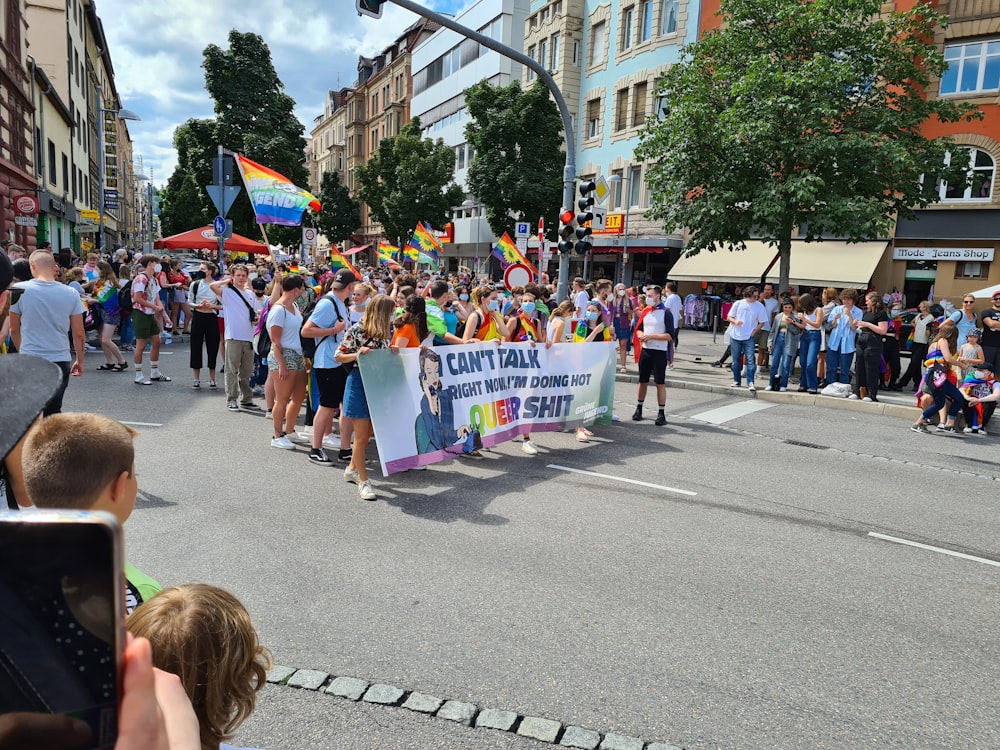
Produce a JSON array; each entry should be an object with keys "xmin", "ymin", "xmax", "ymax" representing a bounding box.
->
[{"xmin": 415, "ymin": 349, "xmax": 481, "ymax": 455}]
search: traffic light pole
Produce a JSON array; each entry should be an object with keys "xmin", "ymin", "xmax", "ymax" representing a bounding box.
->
[{"xmin": 381, "ymin": 0, "xmax": 577, "ymax": 302}]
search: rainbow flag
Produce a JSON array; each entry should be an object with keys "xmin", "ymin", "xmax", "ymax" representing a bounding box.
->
[
  {"xmin": 328, "ymin": 249, "xmax": 359, "ymax": 277},
  {"xmin": 409, "ymin": 222, "xmax": 443, "ymax": 269},
  {"xmin": 307, "ymin": 369, "xmax": 321, "ymax": 410},
  {"xmin": 377, "ymin": 242, "xmax": 402, "ymax": 269},
  {"xmin": 235, "ymin": 154, "xmax": 321, "ymax": 226},
  {"xmin": 492, "ymin": 232, "xmax": 538, "ymax": 275}
]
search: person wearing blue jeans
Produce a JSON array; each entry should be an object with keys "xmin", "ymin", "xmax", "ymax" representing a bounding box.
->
[
  {"xmin": 825, "ymin": 288, "xmax": 862, "ymax": 385},
  {"xmin": 766, "ymin": 299, "xmax": 803, "ymax": 391},
  {"xmin": 912, "ymin": 376, "xmax": 965, "ymax": 433},
  {"xmin": 725, "ymin": 286, "xmax": 767, "ymax": 390}
]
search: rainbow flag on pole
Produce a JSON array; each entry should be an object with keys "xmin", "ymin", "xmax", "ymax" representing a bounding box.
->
[
  {"xmin": 377, "ymin": 242, "xmax": 402, "ymax": 269},
  {"xmin": 328, "ymin": 248, "xmax": 360, "ymax": 277},
  {"xmin": 235, "ymin": 154, "xmax": 321, "ymax": 226},
  {"xmin": 408, "ymin": 222, "xmax": 443, "ymax": 269},
  {"xmin": 492, "ymin": 232, "xmax": 538, "ymax": 275}
]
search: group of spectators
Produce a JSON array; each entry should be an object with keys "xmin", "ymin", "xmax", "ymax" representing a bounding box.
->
[{"xmin": 710, "ymin": 281, "xmax": 1000, "ymax": 434}]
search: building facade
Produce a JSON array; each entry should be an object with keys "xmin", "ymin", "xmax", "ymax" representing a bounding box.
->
[{"xmin": 1, "ymin": 0, "xmax": 37, "ymax": 247}]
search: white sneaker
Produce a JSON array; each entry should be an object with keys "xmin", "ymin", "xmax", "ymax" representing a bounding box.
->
[
  {"xmin": 344, "ymin": 467, "xmax": 360, "ymax": 484},
  {"xmin": 848, "ymin": 393, "xmax": 859, "ymax": 400},
  {"xmin": 729, "ymin": 382, "xmax": 741, "ymax": 388},
  {"xmin": 521, "ymin": 439, "xmax": 538, "ymax": 456},
  {"xmin": 748, "ymin": 382, "xmax": 756, "ymax": 392},
  {"xmin": 779, "ymin": 387, "xmax": 787, "ymax": 392},
  {"xmin": 358, "ymin": 480, "xmax": 377, "ymax": 501},
  {"xmin": 270, "ymin": 435, "xmax": 295, "ymax": 450},
  {"xmin": 862, "ymin": 396, "xmax": 873, "ymax": 403},
  {"xmin": 286, "ymin": 432, "xmax": 311, "ymax": 445},
  {"xmin": 764, "ymin": 385, "xmax": 773, "ymax": 391},
  {"xmin": 322, "ymin": 434, "xmax": 339, "ymax": 450},
  {"xmin": 134, "ymin": 373, "xmax": 151, "ymax": 385}
]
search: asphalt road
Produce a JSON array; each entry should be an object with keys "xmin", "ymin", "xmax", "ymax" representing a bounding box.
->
[{"xmin": 58, "ymin": 342, "xmax": 1000, "ymax": 750}]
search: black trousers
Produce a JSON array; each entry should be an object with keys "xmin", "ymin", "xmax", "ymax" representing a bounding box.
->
[
  {"xmin": 898, "ymin": 342, "xmax": 928, "ymax": 389},
  {"xmin": 189, "ymin": 312, "xmax": 220, "ymax": 370},
  {"xmin": 855, "ymin": 333, "xmax": 883, "ymax": 399},
  {"xmin": 883, "ymin": 335, "xmax": 901, "ymax": 386}
]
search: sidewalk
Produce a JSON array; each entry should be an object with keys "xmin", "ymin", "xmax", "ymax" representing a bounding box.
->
[{"xmin": 614, "ymin": 328, "xmax": 922, "ymax": 421}]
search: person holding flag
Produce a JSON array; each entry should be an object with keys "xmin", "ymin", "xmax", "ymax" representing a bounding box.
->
[
  {"xmin": 92, "ymin": 261, "xmax": 129, "ymax": 371},
  {"xmin": 506, "ymin": 289, "xmax": 546, "ymax": 456},
  {"xmin": 463, "ymin": 285, "xmax": 509, "ymax": 342}
]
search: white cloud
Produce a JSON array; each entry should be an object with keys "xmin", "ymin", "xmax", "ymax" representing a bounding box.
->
[{"xmin": 100, "ymin": 0, "xmax": 470, "ymax": 187}]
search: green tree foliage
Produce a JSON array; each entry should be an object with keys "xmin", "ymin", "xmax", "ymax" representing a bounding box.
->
[
  {"xmin": 159, "ymin": 171, "xmax": 209, "ymax": 237},
  {"xmin": 464, "ymin": 80, "xmax": 564, "ymax": 240},
  {"xmin": 355, "ymin": 118, "xmax": 464, "ymax": 246},
  {"xmin": 160, "ymin": 30, "xmax": 310, "ymax": 246},
  {"xmin": 314, "ymin": 171, "xmax": 361, "ymax": 246},
  {"xmin": 636, "ymin": 0, "xmax": 981, "ymax": 291}
]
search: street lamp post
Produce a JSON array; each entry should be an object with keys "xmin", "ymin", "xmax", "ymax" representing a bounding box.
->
[
  {"xmin": 607, "ymin": 166, "xmax": 632, "ymax": 286},
  {"xmin": 97, "ymin": 90, "xmax": 140, "ymax": 252}
]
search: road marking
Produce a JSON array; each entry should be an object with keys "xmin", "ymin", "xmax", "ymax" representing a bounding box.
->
[
  {"xmin": 867, "ymin": 532, "xmax": 1000, "ymax": 568},
  {"xmin": 690, "ymin": 400, "xmax": 774, "ymax": 425},
  {"xmin": 120, "ymin": 421, "xmax": 163, "ymax": 427},
  {"xmin": 548, "ymin": 464, "xmax": 697, "ymax": 497}
]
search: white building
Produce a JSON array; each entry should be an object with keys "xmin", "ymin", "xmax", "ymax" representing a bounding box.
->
[{"xmin": 410, "ymin": 0, "xmax": 530, "ymax": 274}]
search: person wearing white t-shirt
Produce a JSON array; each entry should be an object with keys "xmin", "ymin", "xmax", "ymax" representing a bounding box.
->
[
  {"xmin": 632, "ymin": 285, "xmax": 673, "ymax": 426},
  {"xmin": 726, "ymin": 286, "xmax": 768, "ymax": 390},
  {"xmin": 210, "ymin": 265, "xmax": 261, "ymax": 411},
  {"xmin": 572, "ymin": 277, "xmax": 589, "ymax": 322}
]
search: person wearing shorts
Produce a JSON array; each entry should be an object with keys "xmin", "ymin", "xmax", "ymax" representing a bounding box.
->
[
  {"xmin": 632, "ymin": 285, "xmax": 673, "ymax": 426},
  {"xmin": 302, "ymin": 270, "xmax": 356, "ymax": 465}
]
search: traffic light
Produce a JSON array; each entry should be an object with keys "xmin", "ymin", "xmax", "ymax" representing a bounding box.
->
[
  {"xmin": 557, "ymin": 208, "xmax": 576, "ymax": 254},
  {"xmin": 575, "ymin": 179, "xmax": 596, "ymax": 254},
  {"xmin": 356, "ymin": 0, "xmax": 384, "ymax": 18}
]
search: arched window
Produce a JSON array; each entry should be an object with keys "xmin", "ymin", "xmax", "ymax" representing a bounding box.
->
[
  {"xmin": 661, "ymin": 0, "xmax": 678, "ymax": 35},
  {"xmin": 936, "ymin": 147, "xmax": 995, "ymax": 201}
]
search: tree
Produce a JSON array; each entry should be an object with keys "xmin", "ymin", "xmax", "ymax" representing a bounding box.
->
[
  {"xmin": 636, "ymin": 0, "xmax": 982, "ymax": 292},
  {"xmin": 314, "ymin": 171, "xmax": 361, "ymax": 246},
  {"xmin": 160, "ymin": 30, "xmax": 311, "ymax": 247},
  {"xmin": 159, "ymin": 171, "xmax": 210, "ymax": 237},
  {"xmin": 355, "ymin": 118, "xmax": 465, "ymax": 246},
  {"xmin": 464, "ymin": 80, "xmax": 564, "ymax": 240}
]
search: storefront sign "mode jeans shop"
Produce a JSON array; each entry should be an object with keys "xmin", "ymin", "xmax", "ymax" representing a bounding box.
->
[{"xmin": 893, "ymin": 247, "xmax": 995, "ymax": 261}]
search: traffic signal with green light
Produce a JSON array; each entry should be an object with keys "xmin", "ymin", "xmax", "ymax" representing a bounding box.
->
[{"xmin": 356, "ymin": 0, "xmax": 384, "ymax": 18}]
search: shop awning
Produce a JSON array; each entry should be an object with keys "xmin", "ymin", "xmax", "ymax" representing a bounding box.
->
[{"xmin": 668, "ymin": 240, "xmax": 888, "ymax": 287}]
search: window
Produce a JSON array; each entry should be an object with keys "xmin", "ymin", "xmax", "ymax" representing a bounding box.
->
[
  {"xmin": 371, "ymin": 92, "xmax": 379, "ymax": 111},
  {"xmin": 640, "ymin": 1, "xmax": 653, "ymax": 42},
  {"xmin": 553, "ymin": 1, "xmax": 562, "ymax": 15},
  {"xmin": 956, "ymin": 262, "xmax": 989, "ymax": 279},
  {"xmin": 590, "ymin": 22, "xmax": 606, "ymax": 65},
  {"xmin": 62, "ymin": 153, "xmax": 69, "ymax": 193},
  {"xmin": 936, "ymin": 147, "xmax": 995, "ymax": 201},
  {"xmin": 615, "ymin": 88, "xmax": 629, "ymax": 131},
  {"xmin": 586, "ymin": 99, "xmax": 600, "ymax": 139},
  {"xmin": 47, "ymin": 140, "xmax": 56, "ymax": 184},
  {"xmin": 661, "ymin": 0, "xmax": 678, "ymax": 35},
  {"xmin": 622, "ymin": 7, "xmax": 634, "ymax": 50},
  {"xmin": 632, "ymin": 82, "xmax": 648, "ymax": 127},
  {"xmin": 941, "ymin": 40, "xmax": 1000, "ymax": 95},
  {"xmin": 628, "ymin": 165, "xmax": 642, "ymax": 206},
  {"xmin": 457, "ymin": 145, "xmax": 466, "ymax": 170},
  {"xmin": 572, "ymin": 40, "xmax": 579, "ymax": 66},
  {"xmin": 611, "ymin": 169, "xmax": 623, "ymax": 208},
  {"xmin": 527, "ymin": 45, "xmax": 536, "ymax": 81},
  {"xmin": 550, "ymin": 33, "xmax": 560, "ymax": 71},
  {"xmin": 539, "ymin": 39, "xmax": 547, "ymax": 72}
]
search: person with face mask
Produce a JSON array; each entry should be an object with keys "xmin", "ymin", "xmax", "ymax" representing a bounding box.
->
[
  {"xmin": 612, "ymin": 283, "xmax": 634, "ymax": 372},
  {"xmin": 463, "ymin": 285, "xmax": 510, "ymax": 342},
  {"xmin": 128, "ymin": 254, "xmax": 172, "ymax": 385},
  {"xmin": 632, "ymin": 285, "xmax": 673, "ymax": 425}
]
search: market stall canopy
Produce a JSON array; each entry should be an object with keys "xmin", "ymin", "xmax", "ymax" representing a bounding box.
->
[
  {"xmin": 668, "ymin": 240, "xmax": 888, "ymax": 288},
  {"xmin": 344, "ymin": 245, "xmax": 369, "ymax": 255},
  {"xmin": 153, "ymin": 226, "xmax": 269, "ymax": 255},
  {"xmin": 968, "ymin": 282, "xmax": 1000, "ymax": 298}
]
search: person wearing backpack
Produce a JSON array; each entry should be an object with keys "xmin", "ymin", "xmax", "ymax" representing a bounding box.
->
[{"xmin": 301, "ymin": 270, "xmax": 355, "ymax": 465}]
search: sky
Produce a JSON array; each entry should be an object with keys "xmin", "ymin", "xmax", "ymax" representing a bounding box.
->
[{"xmin": 99, "ymin": 0, "xmax": 470, "ymax": 187}]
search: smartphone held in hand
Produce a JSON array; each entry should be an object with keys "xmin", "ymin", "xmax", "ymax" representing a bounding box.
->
[{"xmin": 0, "ymin": 510, "xmax": 125, "ymax": 749}]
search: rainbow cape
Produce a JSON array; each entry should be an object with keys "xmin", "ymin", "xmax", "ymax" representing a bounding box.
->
[
  {"xmin": 491, "ymin": 232, "xmax": 538, "ymax": 275},
  {"xmin": 96, "ymin": 282, "xmax": 120, "ymax": 315},
  {"xmin": 377, "ymin": 242, "xmax": 402, "ymax": 269},
  {"xmin": 235, "ymin": 154, "xmax": 321, "ymax": 226},
  {"xmin": 328, "ymin": 249, "xmax": 360, "ymax": 277}
]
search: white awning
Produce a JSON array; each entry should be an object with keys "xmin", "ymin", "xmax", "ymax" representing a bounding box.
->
[{"xmin": 668, "ymin": 240, "xmax": 889, "ymax": 288}]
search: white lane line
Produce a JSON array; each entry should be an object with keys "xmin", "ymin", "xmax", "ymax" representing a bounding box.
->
[
  {"xmin": 690, "ymin": 400, "xmax": 774, "ymax": 425},
  {"xmin": 868, "ymin": 532, "xmax": 1000, "ymax": 568},
  {"xmin": 548, "ymin": 464, "xmax": 697, "ymax": 497},
  {"xmin": 120, "ymin": 421, "xmax": 163, "ymax": 427}
]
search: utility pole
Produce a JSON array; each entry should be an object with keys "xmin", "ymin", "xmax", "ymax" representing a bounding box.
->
[{"xmin": 368, "ymin": 0, "xmax": 578, "ymax": 301}]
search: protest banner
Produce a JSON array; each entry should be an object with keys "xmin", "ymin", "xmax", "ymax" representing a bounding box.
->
[{"xmin": 360, "ymin": 341, "xmax": 617, "ymax": 475}]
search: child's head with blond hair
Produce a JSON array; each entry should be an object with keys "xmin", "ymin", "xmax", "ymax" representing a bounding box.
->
[{"xmin": 127, "ymin": 584, "xmax": 271, "ymax": 750}]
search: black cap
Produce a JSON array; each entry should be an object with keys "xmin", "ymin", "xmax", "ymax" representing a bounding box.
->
[
  {"xmin": 251, "ymin": 276, "xmax": 267, "ymax": 292},
  {"xmin": 333, "ymin": 270, "xmax": 357, "ymax": 287},
  {"xmin": 0, "ymin": 355, "xmax": 65, "ymax": 461}
]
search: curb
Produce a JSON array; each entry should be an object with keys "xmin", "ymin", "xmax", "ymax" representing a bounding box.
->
[{"xmin": 266, "ymin": 665, "xmax": 682, "ymax": 750}]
